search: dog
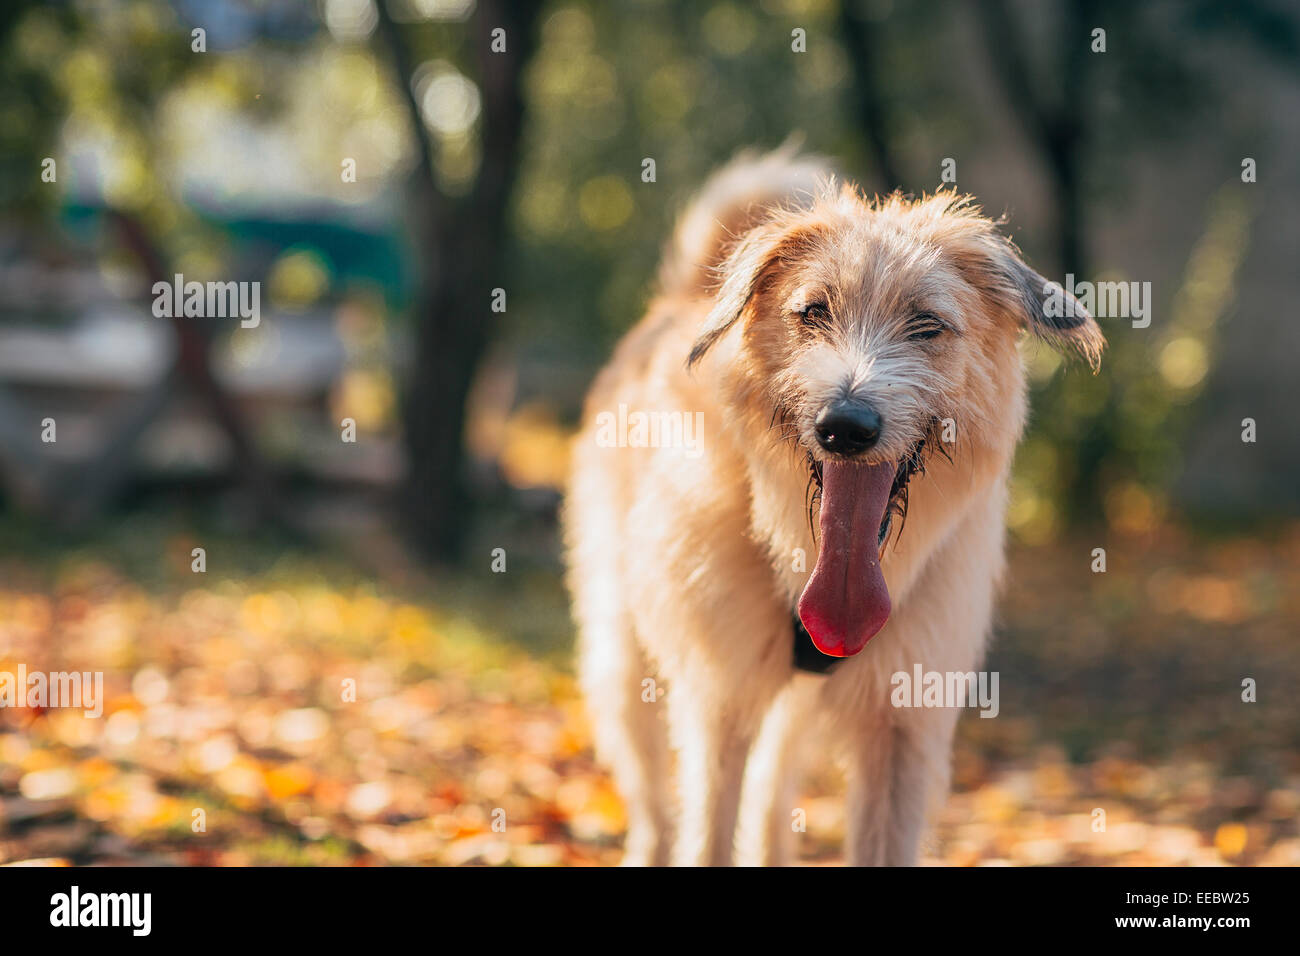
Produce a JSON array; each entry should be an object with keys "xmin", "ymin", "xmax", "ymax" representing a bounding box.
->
[{"xmin": 563, "ymin": 145, "xmax": 1104, "ymax": 866}]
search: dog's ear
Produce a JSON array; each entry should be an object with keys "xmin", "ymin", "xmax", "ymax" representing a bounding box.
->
[
  {"xmin": 958, "ymin": 231, "xmax": 1106, "ymax": 370},
  {"xmin": 687, "ymin": 224, "xmax": 800, "ymax": 368}
]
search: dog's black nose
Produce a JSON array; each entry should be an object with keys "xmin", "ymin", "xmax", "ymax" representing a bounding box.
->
[{"xmin": 814, "ymin": 402, "xmax": 882, "ymax": 456}]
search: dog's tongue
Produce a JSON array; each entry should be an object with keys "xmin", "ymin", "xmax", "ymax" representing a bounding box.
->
[{"xmin": 797, "ymin": 460, "xmax": 895, "ymax": 657}]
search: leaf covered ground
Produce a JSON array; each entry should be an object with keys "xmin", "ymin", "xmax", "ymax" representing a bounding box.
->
[{"xmin": 1, "ymin": 514, "xmax": 1297, "ymax": 866}]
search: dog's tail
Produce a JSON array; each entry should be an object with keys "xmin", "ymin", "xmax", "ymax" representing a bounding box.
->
[{"xmin": 657, "ymin": 140, "xmax": 833, "ymax": 297}]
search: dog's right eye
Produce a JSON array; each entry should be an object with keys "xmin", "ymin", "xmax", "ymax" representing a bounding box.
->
[{"xmin": 799, "ymin": 304, "xmax": 831, "ymax": 328}]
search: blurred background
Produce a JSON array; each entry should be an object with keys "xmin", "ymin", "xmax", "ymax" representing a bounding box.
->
[{"xmin": 0, "ymin": 0, "xmax": 1297, "ymax": 866}]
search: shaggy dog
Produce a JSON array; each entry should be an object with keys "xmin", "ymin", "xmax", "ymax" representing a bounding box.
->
[{"xmin": 563, "ymin": 146, "xmax": 1103, "ymax": 866}]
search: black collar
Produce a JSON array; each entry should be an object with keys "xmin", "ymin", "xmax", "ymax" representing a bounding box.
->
[{"xmin": 792, "ymin": 611, "xmax": 844, "ymax": 674}]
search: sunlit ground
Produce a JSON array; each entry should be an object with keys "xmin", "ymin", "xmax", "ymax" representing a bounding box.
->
[{"xmin": 1, "ymin": 511, "xmax": 1297, "ymax": 866}]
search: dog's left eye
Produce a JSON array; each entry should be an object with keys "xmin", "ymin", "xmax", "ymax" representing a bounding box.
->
[
  {"xmin": 907, "ymin": 314, "xmax": 947, "ymax": 341},
  {"xmin": 799, "ymin": 303, "xmax": 832, "ymax": 327}
]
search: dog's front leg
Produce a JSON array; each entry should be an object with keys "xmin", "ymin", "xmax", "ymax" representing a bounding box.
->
[
  {"xmin": 842, "ymin": 717, "xmax": 895, "ymax": 866},
  {"xmin": 884, "ymin": 707, "xmax": 959, "ymax": 865},
  {"xmin": 843, "ymin": 707, "xmax": 958, "ymax": 866},
  {"xmin": 668, "ymin": 687, "xmax": 752, "ymax": 866},
  {"xmin": 735, "ymin": 674, "xmax": 823, "ymax": 866}
]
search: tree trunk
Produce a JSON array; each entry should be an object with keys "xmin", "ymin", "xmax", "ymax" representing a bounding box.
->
[
  {"xmin": 378, "ymin": 0, "xmax": 542, "ymax": 560},
  {"xmin": 975, "ymin": 0, "xmax": 1112, "ymax": 525},
  {"xmin": 839, "ymin": 1, "xmax": 905, "ymax": 192}
]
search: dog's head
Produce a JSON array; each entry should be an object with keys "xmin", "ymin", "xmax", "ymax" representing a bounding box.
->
[{"xmin": 688, "ymin": 185, "xmax": 1104, "ymax": 657}]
